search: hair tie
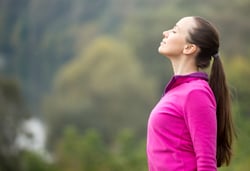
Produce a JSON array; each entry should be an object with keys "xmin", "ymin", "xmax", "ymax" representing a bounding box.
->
[{"xmin": 213, "ymin": 53, "xmax": 219, "ymax": 59}]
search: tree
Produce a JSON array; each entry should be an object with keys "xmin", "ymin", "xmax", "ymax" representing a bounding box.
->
[
  {"xmin": 54, "ymin": 126, "xmax": 147, "ymax": 171},
  {"xmin": 43, "ymin": 36, "xmax": 158, "ymax": 148},
  {"xmin": 224, "ymin": 56, "xmax": 250, "ymax": 116},
  {"xmin": 0, "ymin": 76, "xmax": 28, "ymax": 171},
  {"xmin": 55, "ymin": 127, "xmax": 113, "ymax": 171},
  {"xmin": 19, "ymin": 150, "xmax": 56, "ymax": 171},
  {"xmin": 218, "ymin": 55, "xmax": 250, "ymax": 171}
]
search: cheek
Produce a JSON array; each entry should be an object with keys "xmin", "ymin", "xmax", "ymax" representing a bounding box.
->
[
  {"xmin": 168, "ymin": 36, "xmax": 184, "ymax": 45},
  {"xmin": 168, "ymin": 37, "xmax": 186, "ymax": 50},
  {"xmin": 158, "ymin": 38, "xmax": 185, "ymax": 56}
]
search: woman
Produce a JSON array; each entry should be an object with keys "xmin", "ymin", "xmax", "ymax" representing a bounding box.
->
[{"xmin": 147, "ymin": 16, "xmax": 236, "ymax": 171}]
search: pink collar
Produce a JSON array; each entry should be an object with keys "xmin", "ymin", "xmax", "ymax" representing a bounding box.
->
[{"xmin": 163, "ymin": 72, "xmax": 208, "ymax": 95}]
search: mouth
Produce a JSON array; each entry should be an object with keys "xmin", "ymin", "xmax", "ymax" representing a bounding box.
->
[{"xmin": 160, "ymin": 40, "xmax": 166, "ymax": 45}]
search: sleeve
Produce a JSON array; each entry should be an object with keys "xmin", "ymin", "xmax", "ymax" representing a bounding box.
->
[{"xmin": 184, "ymin": 90, "xmax": 217, "ymax": 171}]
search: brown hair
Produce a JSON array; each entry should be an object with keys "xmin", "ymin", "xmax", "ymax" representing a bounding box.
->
[{"xmin": 186, "ymin": 16, "xmax": 236, "ymax": 167}]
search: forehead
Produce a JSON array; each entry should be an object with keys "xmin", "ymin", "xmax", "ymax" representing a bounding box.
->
[{"xmin": 175, "ymin": 17, "xmax": 196, "ymax": 32}]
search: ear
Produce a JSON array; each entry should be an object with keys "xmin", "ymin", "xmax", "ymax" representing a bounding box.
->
[{"xmin": 183, "ymin": 44, "xmax": 199, "ymax": 55}]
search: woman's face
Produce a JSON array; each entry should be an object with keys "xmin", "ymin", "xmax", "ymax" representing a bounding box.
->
[{"xmin": 158, "ymin": 17, "xmax": 196, "ymax": 57}]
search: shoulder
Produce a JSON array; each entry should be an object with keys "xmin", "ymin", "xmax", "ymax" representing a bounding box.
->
[
  {"xmin": 186, "ymin": 79, "xmax": 210, "ymax": 91},
  {"xmin": 184, "ymin": 79, "xmax": 216, "ymax": 107},
  {"xmin": 182, "ymin": 79, "xmax": 212, "ymax": 96}
]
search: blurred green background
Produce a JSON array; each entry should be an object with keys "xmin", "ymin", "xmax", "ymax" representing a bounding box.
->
[{"xmin": 0, "ymin": 0, "xmax": 250, "ymax": 170}]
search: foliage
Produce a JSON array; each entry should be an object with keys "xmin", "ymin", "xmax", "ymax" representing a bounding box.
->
[
  {"xmin": 55, "ymin": 127, "xmax": 112, "ymax": 171},
  {"xmin": 0, "ymin": 76, "xmax": 28, "ymax": 171},
  {"xmin": 19, "ymin": 150, "xmax": 56, "ymax": 171},
  {"xmin": 218, "ymin": 56, "xmax": 250, "ymax": 170},
  {"xmin": 0, "ymin": 0, "xmax": 250, "ymax": 170},
  {"xmin": 1, "ymin": 0, "xmax": 250, "ymax": 111},
  {"xmin": 54, "ymin": 127, "xmax": 147, "ymax": 171},
  {"xmin": 224, "ymin": 56, "xmax": 250, "ymax": 116},
  {"xmin": 43, "ymin": 36, "xmax": 158, "ymax": 147}
]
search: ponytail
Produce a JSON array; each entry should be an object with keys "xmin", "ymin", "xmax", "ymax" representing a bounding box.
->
[
  {"xmin": 209, "ymin": 55, "xmax": 236, "ymax": 167},
  {"xmin": 188, "ymin": 16, "xmax": 236, "ymax": 166}
]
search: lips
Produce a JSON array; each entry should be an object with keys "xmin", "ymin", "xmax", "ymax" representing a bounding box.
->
[{"xmin": 160, "ymin": 40, "xmax": 166, "ymax": 46}]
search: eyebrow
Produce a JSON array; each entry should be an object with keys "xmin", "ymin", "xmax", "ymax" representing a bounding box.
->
[
  {"xmin": 173, "ymin": 25, "xmax": 182, "ymax": 32},
  {"xmin": 174, "ymin": 25, "xmax": 180, "ymax": 30}
]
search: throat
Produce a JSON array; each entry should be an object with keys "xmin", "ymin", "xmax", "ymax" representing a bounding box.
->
[{"xmin": 171, "ymin": 59, "xmax": 198, "ymax": 75}]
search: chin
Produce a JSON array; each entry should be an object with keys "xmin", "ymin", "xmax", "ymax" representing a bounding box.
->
[
  {"xmin": 158, "ymin": 49, "xmax": 172, "ymax": 59},
  {"xmin": 158, "ymin": 47, "xmax": 167, "ymax": 55},
  {"xmin": 158, "ymin": 46, "xmax": 163, "ymax": 53}
]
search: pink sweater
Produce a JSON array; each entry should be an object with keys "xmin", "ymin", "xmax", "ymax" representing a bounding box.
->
[{"xmin": 147, "ymin": 72, "xmax": 217, "ymax": 171}]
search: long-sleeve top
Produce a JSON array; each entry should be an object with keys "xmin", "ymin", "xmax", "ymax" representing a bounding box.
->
[{"xmin": 147, "ymin": 72, "xmax": 217, "ymax": 171}]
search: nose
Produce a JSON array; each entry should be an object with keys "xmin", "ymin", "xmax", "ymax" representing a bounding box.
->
[{"xmin": 163, "ymin": 30, "xmax": 170, "ymax": 38}]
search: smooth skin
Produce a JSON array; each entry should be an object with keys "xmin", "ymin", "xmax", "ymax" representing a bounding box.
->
[{"xmin": 158, "ymin": 17, "xmax": 200, "ymax": 75}]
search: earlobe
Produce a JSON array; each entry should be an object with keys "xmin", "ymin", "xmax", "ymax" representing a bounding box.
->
[{"xmin": 183, "ymin": 44, "xmax": 198, "ymax": 55}]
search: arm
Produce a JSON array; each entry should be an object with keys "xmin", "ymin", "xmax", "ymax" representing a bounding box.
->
[{"xmin": 184, "ymin": 90, "xmax": 217, "ymax": 171}]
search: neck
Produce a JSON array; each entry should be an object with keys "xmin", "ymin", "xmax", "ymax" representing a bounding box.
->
[{"xmin": 170, "ymin": 56, "xmax": 198, "ymax": 75}]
